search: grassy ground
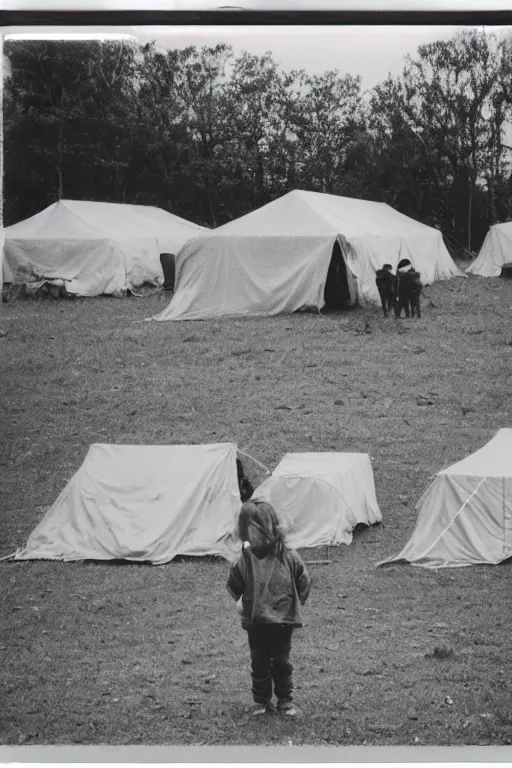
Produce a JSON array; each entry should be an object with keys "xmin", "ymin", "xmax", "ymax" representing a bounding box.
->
[{"xmin": 1, "ymin": 273, "xmax": 512, "ymax": 746}]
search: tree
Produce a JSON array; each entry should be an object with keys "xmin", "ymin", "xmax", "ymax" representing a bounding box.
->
[
  {"xmin": 5, "ymin": 29, "xmax": 512, "ymax": 249},
  {"xmin": 294, "ymin": 70, "xmax": 364, "ymax": 194},
  {"xmin": 3, "ymin": 39, "xmax": 139, "ymax": 224},
  {"xmin": 209, "ymin": 51, "xmax": 307, "ymax": 222},
  {"xmin": 398, "ymin": 29, "xmax": 508, "ymax": 249}
]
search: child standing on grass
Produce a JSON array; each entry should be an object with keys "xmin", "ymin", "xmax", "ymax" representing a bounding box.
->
[{"xmin": 227, "ymin": 499, "xmax": 311, "ymax": 717}]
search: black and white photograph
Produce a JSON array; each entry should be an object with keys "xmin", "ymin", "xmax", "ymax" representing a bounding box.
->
[{"xmin": 2, "ymin": 6, "xmax": 512, "ymax": 755}]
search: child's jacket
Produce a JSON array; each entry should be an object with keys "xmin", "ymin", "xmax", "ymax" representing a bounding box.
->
[{"xmin": 227, "ymin": 545, "xmax": 311, "ymax": 630}]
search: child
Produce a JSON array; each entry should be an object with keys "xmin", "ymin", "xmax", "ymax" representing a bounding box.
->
[
  {"xmin": 396, "ymin": 258, "xmax": 423, "ymax": 318},
  {"xmin": 375, "ymin": 263, "xmax": 396, "ymax": 317},
  {"xmin": 226, "ymin": 499, "xmax": 311, "ymax": 717}
]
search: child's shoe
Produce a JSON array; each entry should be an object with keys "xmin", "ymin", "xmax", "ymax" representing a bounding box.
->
[
  {"xmin": 277, "ymin": 699, "xmax": 300, "ymax": 717},
  {"xmin": 250, "ymin": 701, "xmax": 275, "ymax": 716}
]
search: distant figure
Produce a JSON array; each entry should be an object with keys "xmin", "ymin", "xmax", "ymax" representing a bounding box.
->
[
  {"xmin": 324, "ymin": 241, "xmax": 351, "ymax": 310},
  {"xmin": 237, "ymin": 458, "xmax": 254, "ymax": 502},
  {"xmin": 227, "ymin": 500, "xmax": 311, "ymax": 717},
  {"xmin": 375, "ymin": 264, "xmax": 396, "ymax": 317},
  {"xmin": 396, "ymin": 259, "xmax": 423, "ymax": 318},
  {"xmin": 407, "ymin": 270, "xmax": 423, "ymax": 318},
  {"xmin": 159, "ymin": 253, "xmax": 176, "ymax": 291}
]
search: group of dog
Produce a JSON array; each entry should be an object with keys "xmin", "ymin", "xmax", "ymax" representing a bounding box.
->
[{"xmin": 375, "ymin": 258, "xmax": 423, "ymax": 318}]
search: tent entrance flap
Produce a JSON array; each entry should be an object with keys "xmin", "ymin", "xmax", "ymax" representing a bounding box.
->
[{"xmin": 324, "ymin": 240, "xmax": 351, "ymax": 309}]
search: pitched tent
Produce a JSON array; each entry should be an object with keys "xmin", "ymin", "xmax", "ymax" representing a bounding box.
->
[
  {"xmin": 378, "ymin": 429, "xmax": 512, "ymax": 569},
  {"xmin": 0, "ymin": 226, "xmax": 4, "ymax": 296},
  {"xmin": 3, "ymin": 200, "xmax": 207, "ymax": 297},
  {"xmin": 12, "ymin": 442, "xmax": 242, "ymax": 564},
  {"xmin": 251, "ymin": 452, "xmax": 382, "ymax": 549},
  {"xmin": 466, "ymin": 222, "xmax": 512, "ymax": 277},
  {"xmin": 151, "ymin": 190, "xmax": 461, "ymax": 321}
]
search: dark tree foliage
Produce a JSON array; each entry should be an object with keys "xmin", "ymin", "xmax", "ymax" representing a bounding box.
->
[{"xmin": 4, "ymin": 30, "xmax": 512, "ymax": 253}]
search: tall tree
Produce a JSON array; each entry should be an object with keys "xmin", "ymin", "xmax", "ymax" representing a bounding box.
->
[
  {"xmin": 3, "ymin": 39, "xmax": 139, "ymax": 224},
  {"xmin": 294, "ymin": 70, "xmax": 364, "ymax": 194},
  {"xmin": 399, "ymin": 29, "xmax": 507, "ymax": 249},
  {"xmin": 210, "ymin": 51, "xmax": 307, "ymax": 222}
]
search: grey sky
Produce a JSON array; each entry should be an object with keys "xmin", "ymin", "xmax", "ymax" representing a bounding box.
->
[{"xmin": 131, "ymin": 24, "xmax": 509, "ymax": 90}]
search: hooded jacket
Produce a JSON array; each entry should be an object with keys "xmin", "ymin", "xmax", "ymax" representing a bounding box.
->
[{"xmin": 227, "ymin": 544, "xmax": 311, "ymax": 630}]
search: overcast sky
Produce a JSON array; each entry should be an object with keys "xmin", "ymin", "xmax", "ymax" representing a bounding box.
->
[{"xmin": 131, "ymin": 24, "xmax": 510, "ymax": 90}]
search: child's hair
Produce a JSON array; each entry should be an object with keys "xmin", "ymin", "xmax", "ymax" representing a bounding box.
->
[{"xmin": 238, "ymin": 499, "xmax": 286, "ymax": 559}]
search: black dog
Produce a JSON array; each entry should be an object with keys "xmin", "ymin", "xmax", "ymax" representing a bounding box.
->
[{"xmin": 375, "ymin": 264, "xmax": 396, "ymax": 317}]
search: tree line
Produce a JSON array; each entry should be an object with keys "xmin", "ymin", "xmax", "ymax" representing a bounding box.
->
[{"xmin": 3, "ymin": 29, "xmax": 512, "ymax": 254}]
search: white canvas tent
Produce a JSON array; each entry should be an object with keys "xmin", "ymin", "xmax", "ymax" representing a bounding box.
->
[
  {"xmin": 3, "ymin": 200, "xmax": 207, "ymax": 297},
  {"xmin": 378, "ymin": 429, "xmax": 512, "ymax": 569},
  {"xmin": 151, "ymin": 190, "xmax": 461, "ymax": 321},
  {"xmin": 0, "ymin": 227, "xmax": 4, "ymax": 296},
  {"xmin": 251, "ymin": 452, "xmax": 382, "ymax": 550},
  {"xmin": 11, "ymin": 445, "xmax": 383, "ymax": 565},
  {"xmin": 466, "ymin": 222, "xmax": 512, "ymax": 277},
  {"xmin": 12, "ymin": 442, "xmax": 242, "ymax": 564}
]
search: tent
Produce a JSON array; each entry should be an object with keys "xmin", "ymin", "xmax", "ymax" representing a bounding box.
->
[
  {"xmin": 12, "ymin": 442, "xmax": 242, "ymax": 564},
  {"xmin": 151, "ymin": 190, "xmax": 462, "ymax": 321},
  {"xmin": 251, "ymin": 452, "xmax": 382, "ymax": 549},
  {"xmin": 3, "ymin": 200, "xmax": 207, "ymax": 297},
  {"xmin": 378, "ymin": 429, "xmax": 512, "ymax": 569},
  {"xmin": 0, "ymin": 226, "xmax": 4, "ymax": 296},
  {"xmin": 466, "ymin": 222, "xmax": 512, "ymax": 277}
]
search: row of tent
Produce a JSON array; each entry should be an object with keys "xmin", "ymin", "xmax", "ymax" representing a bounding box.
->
[
  {"xmin": 7, "ymin": 429, "xmax": 512, "ymax": 569},
  {"xmin": 3, "ymin": 190, "xmax": 510, "ymax": 319}
]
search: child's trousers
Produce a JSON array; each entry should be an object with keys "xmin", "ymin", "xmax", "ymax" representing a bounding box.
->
[{"xmin": 247, "ymin": 623, "xmax": 294, "ymax": 704}]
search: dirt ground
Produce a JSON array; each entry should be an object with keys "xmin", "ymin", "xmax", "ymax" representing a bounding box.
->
[{"xmin": 1, "ymin": 272, "xmax": 512, "ymax": 747}]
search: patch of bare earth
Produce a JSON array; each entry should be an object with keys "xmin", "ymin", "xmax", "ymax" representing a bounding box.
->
[{"xmin": 1, "ymin": 275, "xmax": 512, "ymax": 745}]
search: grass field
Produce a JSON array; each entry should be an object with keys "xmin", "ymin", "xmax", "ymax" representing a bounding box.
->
[{"xmin": 1, "ymin": 272, "xmax": 512, "ymax": 747}]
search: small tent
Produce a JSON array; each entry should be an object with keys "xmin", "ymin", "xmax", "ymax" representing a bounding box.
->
[
  {"xmin": 378, "ymin": 429, "xmax": 512, "ymax": 569},
  {"xmin": 251, "ymin": 452, "xmax": 382, "ymax": 549},
  {"xmin": 12, "ymin": 442, "xmax": 242, "ymax": 564},
  {"xmin": 4, "ymin": 200, "xmax": 207, "ymax": 297},
  {"xmin": 466, "ymin": 222, "xmax": 512, "ymax": 277},
  {"xmin": 151, "ymin": 190, "xmax": 461, "ymax": 321}
]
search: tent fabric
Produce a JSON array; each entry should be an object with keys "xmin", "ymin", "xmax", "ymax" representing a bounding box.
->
[
  {"xmin": 4, "ymin": 200, "xmax": 207, "ymax": 297},
  {"xmin": 12, "ymin": 442, "xmax": 242, "ymax": 565},
  {"xmin": 151, "ymin": 190, "xmax": 462, "ymax": 321},
  {"xmin": 378, "ymin": 429, "xmax": 512, "ymax": 569},
  {"xmin": 0, "ymin": 227, "xmax": 4, "ymax": 294},
  {"xmin": 466, "ymin": 222, "xmax": 512, "ymax": 277},
  {"xmin": 251, "ymin": 452, "xmax": 382, "ymax": 550}
]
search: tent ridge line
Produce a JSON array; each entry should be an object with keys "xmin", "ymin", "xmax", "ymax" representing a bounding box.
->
[{"xmin": 411, "ymin": 476, "xmax": 487, "ymax": 564}]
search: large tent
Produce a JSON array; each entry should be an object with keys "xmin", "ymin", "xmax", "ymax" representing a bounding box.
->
[
  {"xmin": 251, "ymin": 452, "xmax": 382, "ymax": 549},
  {"xmin": 3, "ymin": 200, "xmax": 207, "ymax": 296},
  {"xmin": 466, "ymin": 222, "xmax": 512, "ymax": 277},
  {"xmin": 151, "ymin": 190, "xmax": 461, "ymax": 321},
  {"xmin": 378, "ymin": 429, "xmax": 512, "ymax": 569},
  {"xmin": 0, "ymin": 226, "xmax": 4, "ymax": 296},
  {"xmin": 12, "ymin": 442, "xmax": 242, "ymax": 564}
]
